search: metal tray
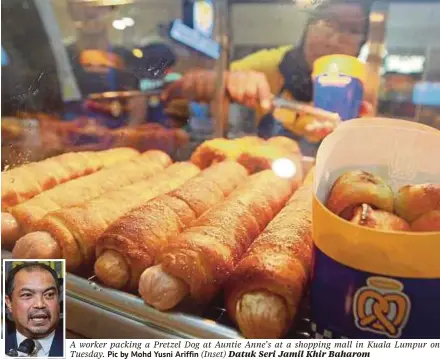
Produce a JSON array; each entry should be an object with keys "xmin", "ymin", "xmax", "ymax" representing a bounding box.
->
[
  {"xmin": 2, "ymin": 249, "xmax": 312, "ymax": 339},
  {"xmin": 1, "ymin": 157, "xmax": 315, "ymax": 339},
  {"xmin": 1, "ymin": 249, "xmax": 239, "ymax": 339}
]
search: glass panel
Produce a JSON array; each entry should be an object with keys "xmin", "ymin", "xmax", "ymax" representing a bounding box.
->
[
  {"xmin": 1, "ymin": 0, "xmax": 220, "ymax": 167},
  {"xmin": 228, "ymin": 0, "xmax": 371, "ymax": 157},
  {"xmin": 377, "ymin": 1, "xmax": 440, "ymax": 129}
]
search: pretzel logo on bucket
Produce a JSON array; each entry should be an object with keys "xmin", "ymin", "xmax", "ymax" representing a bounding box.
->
[{"xmin": 353, "ymin": 276, "xmax": 411, "ymax": 338}]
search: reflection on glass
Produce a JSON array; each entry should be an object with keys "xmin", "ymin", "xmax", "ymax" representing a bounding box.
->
[
  {"xmin": 378, "ymin": 2, "xmax": 440, "ymax": 130},
  {"xmin": 2, "ymin": 0, "xmax": 440, "ymax": 171}
]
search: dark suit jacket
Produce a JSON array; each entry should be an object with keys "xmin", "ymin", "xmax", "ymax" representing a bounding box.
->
[{"xmin": 5, "ymin": 321, "xmax": 64, "ymax": 357}]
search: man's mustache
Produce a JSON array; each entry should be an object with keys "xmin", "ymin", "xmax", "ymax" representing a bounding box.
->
[{"xmin": 28, "ymin": 310, "xmax": 51, "ymax": 320}]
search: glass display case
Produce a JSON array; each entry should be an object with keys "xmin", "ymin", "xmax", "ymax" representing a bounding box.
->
[
  {"xmin": 2, "ymin": 0, "xmax": 440, "ymax": 341},
  {"xmin": 2, "ymin": 0, "xmax": 226, "ymax": 169}
]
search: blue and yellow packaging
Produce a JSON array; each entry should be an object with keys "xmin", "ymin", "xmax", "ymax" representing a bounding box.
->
[
  {"xmin": 312, "ymin": 55, "xmax": 366, "ymax": 121},
  {"xmin": 310, "ymin": 118, "xmax": 440, "ymax": 339}
]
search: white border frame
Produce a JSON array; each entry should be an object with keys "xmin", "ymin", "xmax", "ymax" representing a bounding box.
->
[{"xmin": 2, "ymin": 259, "xmax": 66, "ymax": 359}]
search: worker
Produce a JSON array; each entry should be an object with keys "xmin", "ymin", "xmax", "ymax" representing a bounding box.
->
[{"xmin": 163, "ymin": 0, "xmax": 373, "ymax": 156}]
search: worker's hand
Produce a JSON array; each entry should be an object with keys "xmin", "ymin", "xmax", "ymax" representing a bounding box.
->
[
  {"xmin": 162, "ymin": 70, "xmax": 273, "ymax": 110},
  {"xmin": 162, "ymin": 70, "xmax": 218, "ymax": 103},
  {"xmin": 227, "ymin": 71, "xmax": 272, "ymax": 110}
]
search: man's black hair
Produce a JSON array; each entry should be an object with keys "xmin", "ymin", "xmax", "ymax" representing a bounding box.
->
[{"xmin": 5, "ymin": 262, "xmax": 61, "ymax": 299}]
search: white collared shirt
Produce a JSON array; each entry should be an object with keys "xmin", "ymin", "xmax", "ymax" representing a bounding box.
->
[{"xmin": 16, "ymin": 330, "xmax": 55, "ymax": 357}]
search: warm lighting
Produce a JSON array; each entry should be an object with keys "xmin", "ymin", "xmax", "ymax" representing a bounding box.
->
[
  {"xmin": 123, "ymin": 17, "xmax": 135, "ymax": 27},
  {"xmin": 112, "ymin": 19, "xmax": 126, "ymax": 30},
  {"xmin": 370, "ymin": 12, "xmax": 385, "ymax": 23},
  {"xmin": 294, "ymin": 0, "xmax": 322, "ymax": 9},
  {"xmin": 358, "ymin": 43, "xmax": 388, "ymax": 63},
  {"xmin": 79, "ymin": 0, "xmax": 135, "ymax": 6},
  {"xmin": 385, "ymin": 55, "xmax": 425, "ymax": 74},
  {"xmin": 112, "ymin": 17, "xmax": 134, "ymax": 30},
  {"xmin": 132, "ymin": 48, "xmax": 143, "ymax": 58},
  {"xmin": 272, "ymin": 158, "xmax": 297, "ymax": 179}
]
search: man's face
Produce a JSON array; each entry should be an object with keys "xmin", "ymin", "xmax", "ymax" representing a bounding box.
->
[
  {"xmin": 304, "ymin": 4, "xmax": 368, "ymax": 66},
  {"xmin": 5, "ymin": 269, "xmax": 60, "ymax": 339}
]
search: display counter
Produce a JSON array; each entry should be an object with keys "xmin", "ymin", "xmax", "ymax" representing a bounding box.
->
[{"xmin": 1, "ymin": 156, "xmax": 315, "ymax": 340}]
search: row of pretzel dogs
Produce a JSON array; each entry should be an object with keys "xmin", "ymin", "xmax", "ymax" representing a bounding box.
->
[{"xmin": 1, "ymin": 137, "xmax": 313, "ymax": 339}]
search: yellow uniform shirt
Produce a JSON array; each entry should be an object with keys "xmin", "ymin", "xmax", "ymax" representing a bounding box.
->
[
  {"xmin": 165, "ymin": 46, "xmax": 319, "ymax": 142},
  {"xmin": 231, "ymin": 46, "xmax": 320, "ymax": 143}
]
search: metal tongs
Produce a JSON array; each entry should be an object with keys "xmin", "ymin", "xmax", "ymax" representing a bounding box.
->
[
  {"xmin": 87, "ymin": 90, "xmax": 163, "ymax": 101},
  {"xmin": 272, "ymin": 97, "xmax": 341, "ymax": 127},
  {"xmin": 87, "ymin": 91, "xmax": 342, "ymax": 128}
]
